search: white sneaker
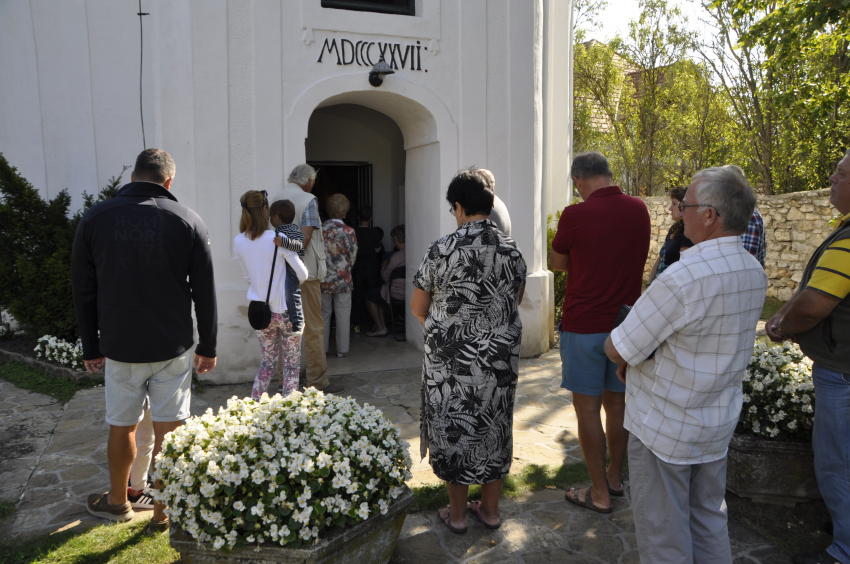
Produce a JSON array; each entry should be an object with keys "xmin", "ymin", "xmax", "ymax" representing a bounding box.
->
[{"xmin": 337, "ymin": 352, "xmax": 347, "ymax": 358}]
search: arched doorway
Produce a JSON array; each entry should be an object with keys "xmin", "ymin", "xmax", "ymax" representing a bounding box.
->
[{"xmin": 286, "ymin": 77, "xmax": 458, "ymax": 348}]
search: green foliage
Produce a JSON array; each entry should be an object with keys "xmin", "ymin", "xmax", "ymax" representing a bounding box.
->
[
  {"xmin": 577, "ymin": 0, "xmax": 848, "ymax": 196},
  {"xmin": 546, "ymin": 212, "xmax": 567, "ymax": 323},
  {"xmin": 575, "ymin": 0, "xmax": 737, "ymax": 195},
  {"xmin": 0, "ymin": 501, "xmax": 15, "ymax": 521},
  {"xmin": 0, "ymin": 155, "xmax": 128, "ymax": 341},
  {"xmin": 0, "ymin": 361, "xmax": 101, "ymax": 403}
]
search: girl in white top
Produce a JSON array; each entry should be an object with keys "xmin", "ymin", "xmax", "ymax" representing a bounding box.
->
[{"xmin": 233, "ymin": 190, "xmax": 307, "ymax": 398}]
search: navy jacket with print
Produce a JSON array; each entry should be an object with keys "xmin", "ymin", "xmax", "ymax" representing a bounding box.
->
[{"xmin": 71, "ymin": 182, "xmax": 217, "ymax": 363}]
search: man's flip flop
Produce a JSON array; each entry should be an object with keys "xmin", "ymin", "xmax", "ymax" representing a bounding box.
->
[
  {"xmin": 438, "ymin": 505, "xmax": 467, "ymax": 534},
  {"xmin": 565, "ymin": 486, "xmax": 613, "ymax": 514},
  {"xmin": 467, "ymin": 501, "xmax": 500, "ymax": 529}
]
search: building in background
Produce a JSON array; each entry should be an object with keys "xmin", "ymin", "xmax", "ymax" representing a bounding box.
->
[{"xmin": 0, "ymin": 0, "xmax": 574, "ymax": 383}]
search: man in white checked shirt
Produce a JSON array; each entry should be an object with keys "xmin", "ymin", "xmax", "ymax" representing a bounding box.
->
[{"xmin": 604, "ymin": 165, "xmax": 768, "ymax": 564}]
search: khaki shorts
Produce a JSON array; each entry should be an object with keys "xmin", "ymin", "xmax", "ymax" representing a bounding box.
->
[{"xmin": 104, "ymin": 353, "xmax": 192, "ymax": 426}]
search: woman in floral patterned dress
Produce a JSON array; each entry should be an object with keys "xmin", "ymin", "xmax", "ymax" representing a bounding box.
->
[
  {"xmin": 411, "ymin": 167, "xmax": 527, "ymax": 534},
  {"xmin": 321, "ymin": 194, "xmax": 358, "ymax": 357},
  {"xmin": 233, "ymin": 190, "xmax": 308, "ymax": 399}
]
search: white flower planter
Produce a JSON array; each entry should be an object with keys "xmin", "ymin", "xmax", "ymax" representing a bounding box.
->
[{"xmin": 170, "ymin": 487, "xmax": 413, "ymax": 564}]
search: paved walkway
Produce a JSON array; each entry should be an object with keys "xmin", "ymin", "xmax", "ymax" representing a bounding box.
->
[{"xmin": 0, "ymin": 349, "xmax": 790, "ymax": 562}]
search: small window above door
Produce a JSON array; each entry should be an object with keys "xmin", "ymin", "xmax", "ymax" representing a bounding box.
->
[{"xmin": 321, "ymin": 0, "xmax": 415, "ymax": 17}]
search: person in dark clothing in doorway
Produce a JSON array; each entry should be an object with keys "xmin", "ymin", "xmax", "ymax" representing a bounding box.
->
[
  {"xmin": 352, "ymin": 205, "xmax": 381, "ymax": 333},
  {"xmin": 72, "ymin": 148, "xmax": 218, "ymax": 535}
]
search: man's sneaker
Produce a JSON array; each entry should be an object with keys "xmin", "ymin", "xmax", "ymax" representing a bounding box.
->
[
  {"xmin": 86, "ymin": 492, "xmax": 134, "ymax": 522},
  {"xmin": 146, "ymin": 518, "xmax": 170, "ymax": 536},
  {"xmin": 128, "ymin": 487, "xmax": 156, "ymax": 510},
  {"xmin": 321, "ymin": 383, "xmax": 345, "ymax": 395},
  {"xmin": 352, "ymin": 325, "xmax": 360, "ymax": 334},
  {"xmin": 337, "ymin": 352, "xmax": 347, "ymax": 358}
]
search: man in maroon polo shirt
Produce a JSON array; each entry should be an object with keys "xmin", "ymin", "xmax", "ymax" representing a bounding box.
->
[{"xmin": 550, "ymin": 151, "xmax": 650, "ymax": 514}]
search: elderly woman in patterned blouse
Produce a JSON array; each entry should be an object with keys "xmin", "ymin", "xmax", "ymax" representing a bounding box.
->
[
  {"xmin": 411, "ymin": 167, "xmax": 527, "ymax": 535},
  {"xmin": 320, "ymin": 194, "xmax": 358, "ymax": 358}
]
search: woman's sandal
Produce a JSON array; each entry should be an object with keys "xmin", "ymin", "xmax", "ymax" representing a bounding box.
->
[
  {"xmin": 438, "ymin": 505, "xmax": 467, "ymax": 535},
  {"xmin": 565, "ymin": 486, "xmax": 613, "ymax": 514},
  {"xmin": 467, "ymin": 501, "xmax": 501, "ymax": 530}
]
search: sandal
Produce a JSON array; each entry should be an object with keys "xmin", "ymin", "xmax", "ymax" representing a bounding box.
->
[
  {"xmin": 467, "ymin": 501, "xmax": 500, "ymax": 529},
  {"xmin": 607, "ymin": 480, "xmax": 625, "ymax": 497},
  {"xmin": 438, "ymin": 505, "xmax": 467, "ymax": 535},
  {"xmin": 565, "ymin": 486, "xmax": 612, "ymax": 514},
  {"xmin": 146, "ymin": 518, "xmax": 170, "ymax": 536}
]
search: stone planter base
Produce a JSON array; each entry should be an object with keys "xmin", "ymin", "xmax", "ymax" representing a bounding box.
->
[
  {"xmin": 726, "ymin": 433, "xmax": 821, "ymax": 506},
  {"xmin": 170, "ymin": 488, "xmax": 413, "ymax": 564}
]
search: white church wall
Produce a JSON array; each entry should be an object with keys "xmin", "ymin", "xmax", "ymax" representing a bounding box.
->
[{"xmin": 0, "ymin": 0, "xmax": 572, "ymax": 381}]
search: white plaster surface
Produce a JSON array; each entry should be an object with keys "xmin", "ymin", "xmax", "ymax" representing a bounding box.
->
[{"xmin": 0, "ymin": 0, "xmax": 574, "ymax": 381}]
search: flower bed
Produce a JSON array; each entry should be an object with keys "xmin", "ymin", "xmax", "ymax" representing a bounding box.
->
[
  {"xmin": 154, "ymin": 389, "xmax": 413, "ymax": 553},
  {"xmin": 739, "ymin": 342, "xmax": 814, "ymax": 440},
  {"xmin": 34, "ymin": 335, "xmax": 84, "ymax": 372}
]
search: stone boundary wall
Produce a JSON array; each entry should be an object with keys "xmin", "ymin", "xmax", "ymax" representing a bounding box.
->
[{"xmin": 641, "ymin": 189, "xmax": 837, "ymax": 301}]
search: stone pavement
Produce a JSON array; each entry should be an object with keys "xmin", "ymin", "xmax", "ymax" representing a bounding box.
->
[{"xmin": 0, "ymin": 349, "xmax": 790, "ymax": 562}]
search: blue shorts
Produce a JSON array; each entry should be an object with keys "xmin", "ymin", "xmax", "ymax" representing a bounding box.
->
[{"xmin": 558, "ymin": 325, "xmax": 625, "ymax": 396}]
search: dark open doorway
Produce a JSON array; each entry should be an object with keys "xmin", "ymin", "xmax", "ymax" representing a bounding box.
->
[{"xmin": 308, "ymin": 161, "xmax": 373, "ymax": 227}]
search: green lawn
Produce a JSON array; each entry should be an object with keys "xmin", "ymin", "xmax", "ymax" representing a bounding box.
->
[
  {"xmin": 0, "ymin": 517, "xmax": 179, "ymax": 564},
  {"xmin": 0, "ymin": 462, "xmax": 590, "ymax": 563},
  {"xmin": 760, "ymin": 297, "xmax": 785, "ymax": 321},
  {"xmin": 0, "ymin": 361, "xmax": 101, "ymax": 403}
]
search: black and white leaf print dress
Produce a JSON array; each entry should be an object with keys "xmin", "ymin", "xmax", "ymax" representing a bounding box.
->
[{"xmin": 413, "ymin": 219, "xmax": 527, "ymax": 485}]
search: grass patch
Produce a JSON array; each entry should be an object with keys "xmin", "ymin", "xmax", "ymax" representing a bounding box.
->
[
  {"xmin": 761, "ymin": 297, "xmax": 785, "ymax": 320},
  {"xmin": 0, "ymin": 361, "xmax": 101, "ymax": 403},
  {"xmin": 408, "ymin": 461, "xmax": 590, "ymax": 513},
  {"xmin": 0, "ymin": 518, "xmax": 179, "ymax": 564},
  {"xmin": 0, "ymin": 501, "xmax": 15, "ymax": 521}
]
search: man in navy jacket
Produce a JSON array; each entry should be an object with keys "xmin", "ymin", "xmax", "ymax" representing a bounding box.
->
[{"xmin": 72, "ymin": 148, "xmax": 217, "ymax": 533}]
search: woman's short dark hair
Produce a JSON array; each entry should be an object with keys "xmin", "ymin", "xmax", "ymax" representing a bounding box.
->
[
  {"xmin": 359, "ymin": 205, "xmax": 373, "ymax": 222},
  {"xmin": 446, "ymin": 167, "xmax": 494, "ymax": 216},
  {"xmin": 390, "ymin": 224, "xmax": 405, "ymax": 244}
]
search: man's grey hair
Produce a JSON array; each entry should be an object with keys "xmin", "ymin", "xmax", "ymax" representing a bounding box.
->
[
  {"xmin": 691, "ymin": 165, "xmax": 755, "ymax": 235},
  {"xmin": 571, "ymin": 151, "xmax": 612, "ymax": 180},
  {"xmin": 288, "ymin": 164, "xmax": 317, "ymax": 186}
]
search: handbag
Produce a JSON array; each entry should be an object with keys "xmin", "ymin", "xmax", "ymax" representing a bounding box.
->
[{"xmin": 248, "ymin": 245, "xmax": 278, "ymax": 330}]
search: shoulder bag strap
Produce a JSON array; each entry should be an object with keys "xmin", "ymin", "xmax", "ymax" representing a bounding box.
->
[{"xmin": 265, "ymin": 245, "xmax": 278, "ymax": 305}]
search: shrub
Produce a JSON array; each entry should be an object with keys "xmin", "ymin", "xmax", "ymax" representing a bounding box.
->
[
  {"xmin": 153, "ymin": 389, "xmax": 412, "ymax": 552},
  {"xmin": 0, "ymin": 154, "xmax": 128, "ymax": 341},
  {"xmin": 739, "ymin": 342, "xmax": 815, "ymax": 441},
  {"xmin": 546, "ymin": 211, "xmax": 566, "ymax": 324}
]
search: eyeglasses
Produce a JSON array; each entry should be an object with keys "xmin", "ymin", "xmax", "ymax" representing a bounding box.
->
[
  {"xmin": 678, "ymin": 202, "xmax": 721, "ymax": 216},
  {"xmin": 448, "ymin": 205, "xmax": 456, "ymax": 215}
]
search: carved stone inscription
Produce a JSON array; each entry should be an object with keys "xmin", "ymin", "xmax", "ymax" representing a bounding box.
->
[{"xmin": 317, "ymin": 37, "xmax": 427, "ymax": 71}]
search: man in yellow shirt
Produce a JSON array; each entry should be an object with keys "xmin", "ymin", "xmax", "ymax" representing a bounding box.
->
[{"xmin": 767, "ymin": 149, "xmax": 850, "ymax": 564}]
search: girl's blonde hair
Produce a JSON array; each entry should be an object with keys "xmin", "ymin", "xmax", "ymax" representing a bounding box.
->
[{"xmin": 239, "ymin": 190, "xmax": 268, "ymax": 241}]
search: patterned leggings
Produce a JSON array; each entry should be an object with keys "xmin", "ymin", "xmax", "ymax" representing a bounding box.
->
[{"xmin": 252, "ymin": 313, "xmax": 302, "ymax": 400}]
